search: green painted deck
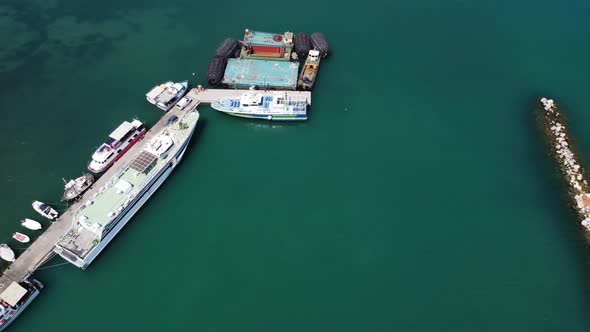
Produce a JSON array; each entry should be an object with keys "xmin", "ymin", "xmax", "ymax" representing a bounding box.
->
[{"xmin": 222, "ymin": 59, "xmax": 299, "ymax": 89}]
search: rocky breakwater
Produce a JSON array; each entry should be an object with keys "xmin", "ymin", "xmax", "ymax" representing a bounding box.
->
[{"xmin": 537, "ymin": 97, "xmax": 590, "ymax": 231}]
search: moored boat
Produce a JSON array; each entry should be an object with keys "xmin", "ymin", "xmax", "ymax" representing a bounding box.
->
[
  {"xmin": 0, "ymin": 278, "xmax": 43, "ymax": 331},
  {"xmin": 20, "ymin": 219, "xmax": 41, "ymax": 231},
  {"xmin": 32, "ymin": 201, "xmax": 58, "ymax": 220},
  {"xmin": 145, "ymin": 81, "xmax": 189, "ymax": 111},
  {"xmin": 88, "ymin": 120, "xmax": 146, "ymax": 174},
  {"xmin": 62, "ymin": 173, "xmax": 94, "ymax": 201},
  {"xmin": 211, "ymin": 88, "xmax": 308, "ymax": 121},
  {"xmin": 297, "ymin": 50, "xmax": 321, "ymax": 90},
  {"xmin": 0, "ymin": 245, "xmax": 15, "ymax": 262},
  {"xmin": 54, "ymin": 110, "xmax": 200, "ymax": 269},
  {"xmin": 12, "ymin": 233, "xmax": 29, "ymax": 244}
]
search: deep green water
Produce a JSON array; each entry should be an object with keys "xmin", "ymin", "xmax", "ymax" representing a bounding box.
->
[{"xmin": 2, "ymin": 0, "xmax": 590, "ymax": 331}]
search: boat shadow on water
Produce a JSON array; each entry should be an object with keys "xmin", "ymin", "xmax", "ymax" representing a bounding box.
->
[{"xmin": 243, "ymin": 122, "xmax": 308, "ymax": 131}]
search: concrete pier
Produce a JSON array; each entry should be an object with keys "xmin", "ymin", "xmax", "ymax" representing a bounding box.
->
[{"xmin": 0, "ymin": 87, "xmax": 310, "ymax": 290}]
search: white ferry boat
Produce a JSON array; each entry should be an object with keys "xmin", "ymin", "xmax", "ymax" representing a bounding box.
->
[
  {"xmin": 0, "ymin": 278, "xmax": 43, "ymax": 331},
  {"xmin": 88, "ymin": 120, "xmax": 146, "ymax": 174},
  {"xmin": 146, "ymin": 81, "xmax": 188, "ymax": 111},
  {"xmin": 55, "ymin": 110, "xmax": 200, "ymax": 269},
  {"xmin": 211, "ymin": 88, "xmax": 308, "ymax": 121}
]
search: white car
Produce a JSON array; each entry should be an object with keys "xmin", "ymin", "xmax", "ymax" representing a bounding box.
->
[{"xmin": 175, "ymin": 97, "xmax": 192, "ymax": 110}]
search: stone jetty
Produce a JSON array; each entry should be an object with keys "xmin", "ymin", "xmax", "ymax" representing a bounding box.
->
[{"xmin": 537, "ymin": 97, "xmax": 590, "ymax": 231}]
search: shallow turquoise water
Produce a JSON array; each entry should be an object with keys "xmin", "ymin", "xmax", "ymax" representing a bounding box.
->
[{"xmin": 1, "ymin": 0, "xmax": 590, "ymax": 331}]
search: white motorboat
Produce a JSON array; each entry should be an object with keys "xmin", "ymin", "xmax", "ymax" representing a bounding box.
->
[
  {"xmin": 21, "ymin": 219, "xmax": 41, "ymax": 231},
  {"xmin": 0, "ymin": 244, "xmax": 15, "ymax": 262},
  {"xmin": 145, "ymin": 81, "xmax": 189, "ymax": 111},
  {"xmin": 12, "ymin": 233, "xmax": 29, "ymax": 244},
  {"xmin": 32, "ymin": 201, "xmax": 58, "ymax": 220}
]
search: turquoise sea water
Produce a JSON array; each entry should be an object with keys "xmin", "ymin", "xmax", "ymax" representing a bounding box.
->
[{"xmin": 2, "ymin": 0, "xmax": 590, "ymax": 331}]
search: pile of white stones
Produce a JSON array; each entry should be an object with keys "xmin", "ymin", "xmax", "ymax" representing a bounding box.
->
[{"xmin": 540, "ymin": 97, "xmax": 590, "ymax": 230}]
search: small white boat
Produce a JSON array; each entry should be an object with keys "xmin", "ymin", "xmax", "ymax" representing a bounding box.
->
[
  {"xmin": 0, "ymin": 244, "xmax": 15, "ymax": 262},
  {"xmin": 21, "ymin": 218, "xmax": 42, "ymax": 231},
  {"xmin": 32, "ymin": 201, "xmax": 58, "ymax": 220},
  {"xmin": 12, "ymin": 233, "xmax": 30, "ymax": 243}
]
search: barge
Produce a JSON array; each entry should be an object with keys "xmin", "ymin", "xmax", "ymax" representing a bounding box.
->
[
  {"xmin": 239, "ymin": 29, "xmax": 293, "ymax": 61},
  {"xmin": 222, "ymin": 58, "xmax": 299, "ymax": 90}
]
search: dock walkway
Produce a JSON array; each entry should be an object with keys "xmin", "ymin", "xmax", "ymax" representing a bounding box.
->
[{"xmin": 0, "ymin": 87, "xmax": 310, "ymax": 290}]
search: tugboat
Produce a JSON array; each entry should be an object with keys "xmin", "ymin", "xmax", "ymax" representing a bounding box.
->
[
  {"xmin": 32, "ymin": 201, "xmax": 58, "ymax": 220},
  {"xmin": 297, "ymin": 50, "xmax": 321, "ymax": 90},
  {"xmin": 211, "ymin": 88, "xmax": 308, "ymax": 121},
  {"xmin": 145, "ymin": 81, "xmax": 189, "ymax": 111},
  {"xmin": 62, "ymin": 174, "xmax": 94, "ymax": 201},
  {"xmin": 0, "ymin": 278, "xmax": 43, "ymax": 331},
  {"xmin": 88, "ymin": 120, "xmax": 146, "ymax": 174}
]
